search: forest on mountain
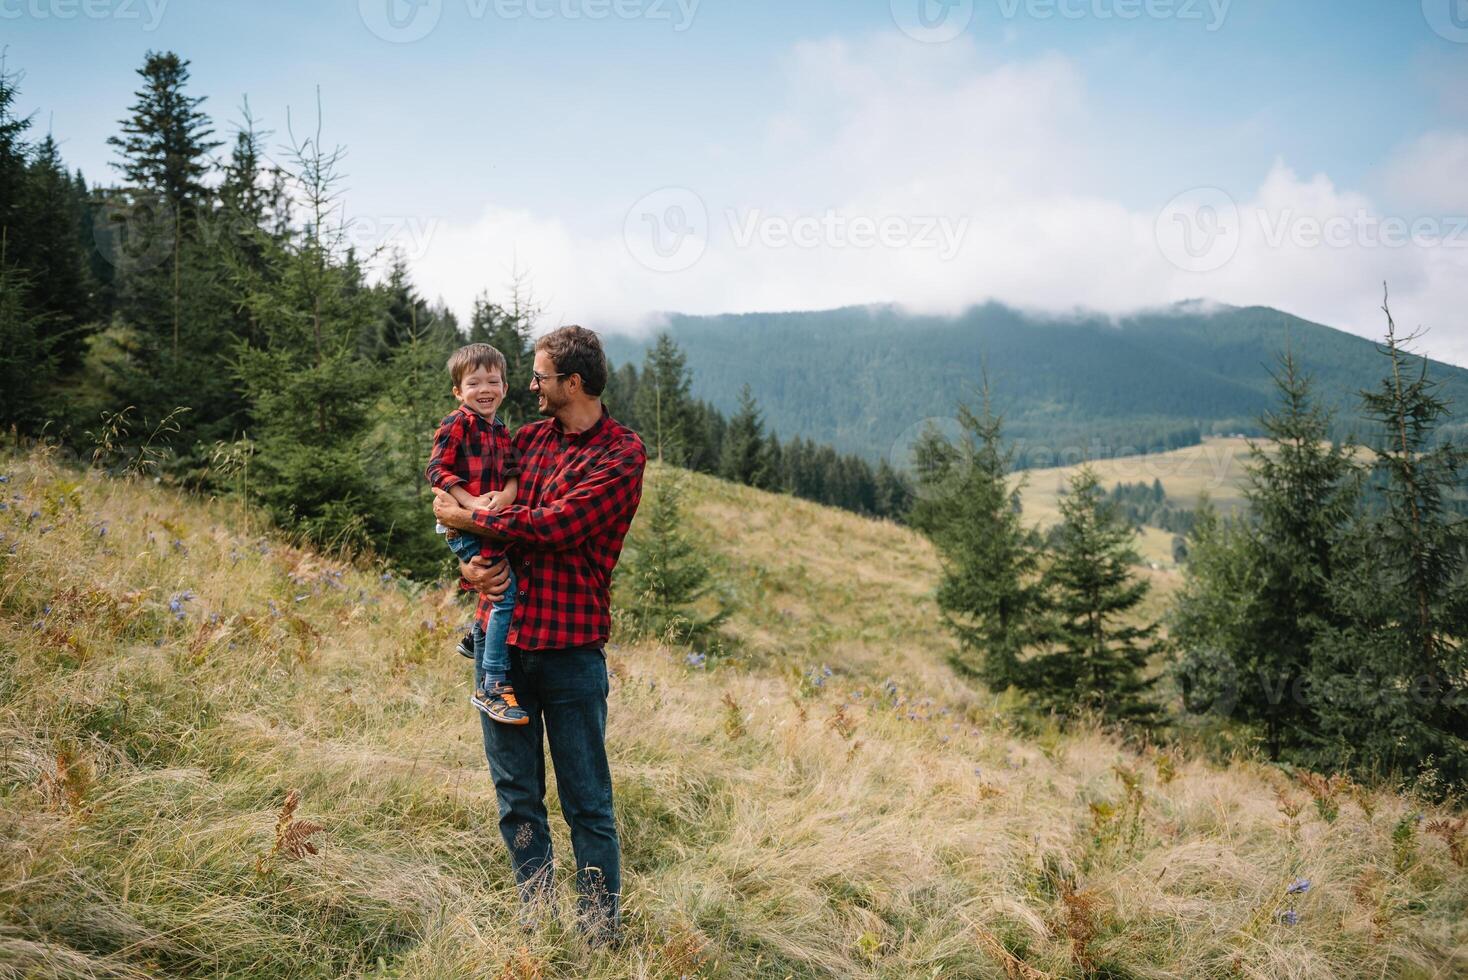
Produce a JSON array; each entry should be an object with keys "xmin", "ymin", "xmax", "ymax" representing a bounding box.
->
[{"xmin": 603, "ymin": 302, "xmax": 1468, "ymax": 465}]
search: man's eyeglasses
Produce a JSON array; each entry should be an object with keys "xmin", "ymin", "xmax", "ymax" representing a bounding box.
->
[{"xmin": 530, "ymin": 370, "xmax": 569, "ymax": 386}]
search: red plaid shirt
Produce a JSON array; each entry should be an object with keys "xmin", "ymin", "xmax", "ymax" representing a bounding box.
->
[
  {"xmin": 426, "ymin": 407, "xmax": 519, "ymax": 560},
  {"xmin": 425, "ymin": 406, "xmax": 519, "ymax": 498},
  {"xmin": 468, "ymin": 407, "xmax": 646, "ymax": 651}
]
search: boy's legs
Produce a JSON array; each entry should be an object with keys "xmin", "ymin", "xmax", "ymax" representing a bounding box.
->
[
  {"xmin": 443, "ymin": 530, "xmax": 481, "ymax": 657},
  {"xmin": 479, "ymin": 565, "xmax": 516, "ymax": 684}
]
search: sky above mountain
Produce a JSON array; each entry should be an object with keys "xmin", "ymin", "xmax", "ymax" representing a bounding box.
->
[{"xmin": 9, "ymin": 0, "xmax": 1468, "ymax": 364}]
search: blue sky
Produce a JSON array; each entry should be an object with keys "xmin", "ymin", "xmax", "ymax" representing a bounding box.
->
[{"xmin": 7, "ymin": 0, "xmax": 1468, "ymax": 362}]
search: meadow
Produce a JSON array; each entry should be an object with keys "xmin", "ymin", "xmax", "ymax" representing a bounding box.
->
[{"xmin": 2, "ymin": 448, "xmax": 1466, "ymax": 979}]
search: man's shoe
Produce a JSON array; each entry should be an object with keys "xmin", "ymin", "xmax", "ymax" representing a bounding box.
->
[
  {"xmin": 472, "ymin": 683, "xmax": 530, "ymax": 725},
  {"xmin": 455, "ymin": 632, "xmax": 475, "ymax": 659}
]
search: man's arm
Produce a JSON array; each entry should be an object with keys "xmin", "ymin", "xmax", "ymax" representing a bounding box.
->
[{"xmin": 439, "ymin": 440, "xmax": 645, "ymax": 551}]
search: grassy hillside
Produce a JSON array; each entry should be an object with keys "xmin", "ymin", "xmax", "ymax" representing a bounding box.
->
[
  {"xmin": 3, "ymin": 451, "xmax": 1467, "ymax": 978},
  {"xmin": 603, "ymin": 302, "xmax": 1468, "ymax": 462}
]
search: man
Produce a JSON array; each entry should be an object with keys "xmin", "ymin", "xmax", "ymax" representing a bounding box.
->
[{"xmin": 433, "ymin": 324, "xmax": 645, "ymax": 944}]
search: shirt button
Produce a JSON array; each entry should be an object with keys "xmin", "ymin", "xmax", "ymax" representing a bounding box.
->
[{"xmin": 518, "ymin": 591, "xmax": 527, "ymax": 598}]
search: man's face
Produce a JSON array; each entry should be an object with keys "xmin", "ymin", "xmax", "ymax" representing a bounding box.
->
[{"xmin": 531, "ymin": 350, "xmax": 569, "ymax": 418}]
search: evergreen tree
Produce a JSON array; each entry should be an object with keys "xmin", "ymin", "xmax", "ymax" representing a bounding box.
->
[
  {"xmin": 634, "ymin": 332, "xmax": 698, "ymax": 465},
  {"xmin": 604, "ymin": 360, "xmax": 642, "ymax": 432},
  {"xmin": 1310, "ymin": 293, "xmax": 1468, "ymax": 786},
  {"xmin": 0, "ymin": 57, "xmax": 32, "ymax": 252},
  {"xmin": 107, "ymin": 51, "xmax": 221, "ymax": 216},
  {"xmin": 616, "ymin": 468, "xmax": 728, "ymax": 645},
  {"xmin": 24, "ymin": 134, "xmax": 97, "ymax": 366},
  {"xmin": 909, "ymin": 390, "xmax": 1047, "ymax": 689},
  {"xmin": 1030, "ymin": 466, "xmax": 1162, "ymax": 724},
  {"xmin": 1170, "ymin": 494, "xmax": 1260, "ymax": 720},
  {"xmin": 467, "ymin": 281, "xmax": 537, "ymax": 426},
  {"xmin": 0, "ymin": 248, "xmax": 51, "ymax": 431},
  {"xmin": 1234, "ymin": 351, "xmax": 1360, "ymax": 758},
  {"xmin": 690, "ymin": 399, "xmax": 724, "ymax": 473},
  {"xmin": 873, "ymin": 458, "xmax": 912, "ymax": 520},
  {"xmin": 233, "ymin": 109, "xmax": 391, "ymax": 556},
  {"xmin": 721, "ymin": 383, "xmax": 776, "ymax": 489}
]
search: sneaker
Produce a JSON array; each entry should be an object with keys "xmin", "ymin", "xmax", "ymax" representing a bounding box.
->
[
  {"xmin": 455, "ymin": 632, "xmax": 475, "ymax": 659},
  {"xmin": 472, "ymin": 683, "xmax": 530, "ymax": 725}
]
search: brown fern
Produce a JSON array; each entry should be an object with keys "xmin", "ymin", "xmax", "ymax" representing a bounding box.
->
[
  {"xmin": 1426, "ymin": 816, "xmax": 1467, "ymax": 867},
  {"xmin": 257, "ymin": 789, "xmax": 325, "ymax": 874}
]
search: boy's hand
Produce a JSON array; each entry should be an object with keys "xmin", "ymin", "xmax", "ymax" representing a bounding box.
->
[
  {"xmin": 468, "ymin": 492, "xmax": 497, "ymax": 511},
  {"xmin": 483, "ymin": 488, "xmax": 516, "ymax": 513}
]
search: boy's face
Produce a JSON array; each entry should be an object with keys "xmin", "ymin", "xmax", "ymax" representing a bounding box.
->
[{"xmin": 454, "ymin": 364, "xmax": 506, "ymax": 419}]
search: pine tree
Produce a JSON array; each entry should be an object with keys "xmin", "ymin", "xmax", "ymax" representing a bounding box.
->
[
  {"xmin": 107, "ymin": 51, "xmax": 221, "ymax": 216},
  {"xmin": 634, "ymin": 333, "xmax": 698, "ymax": 466},
  {"xmin": 0, "ymin": 242, "xmax": 52, "ymax": 431},
  {"xmin": 1234, "ymin": 351, "xmax": 1360, "ymax": 758},
  {"xmin": 604, "ymin": 360, "xmax": 642, "ymax": 433},
  {"xmin": 720, "ymin": 384, "xmax": 776, "ymax": 489},
  {"xmin": 909, "ymin": 390, "xmax": 1047, "ymax": 689},
  {"xmin": 0, "ymin": 57, "xmax": 33, "ymax": 258},
  {"xmin": 467, "ymin": 278, "xmax": 537, "ymax": 426},
  {"xmin": 233, "ymin": 105, "xmax": 390, "ymax": 555},
  {"xmin": 1310, "ymin": 291, "xmax": 1468, "ymax": 787},
  {"xmin": 1030, "ymin": 466, "xmax": 1162, "ymax": 724},
  {"xmin": 24, "ymin": 135, "xmax": 97, "ymax": 363},
  {"xmin": 616, "ymin": 468, "xmax": 728, "ymax": 645},
  {"xmin": 1170, "ymin": 494, "xmax": 1260, "ymax": 720},
  {"xmin": 873, "ymin": 458, "xmax": 912, "ymax": 520}
]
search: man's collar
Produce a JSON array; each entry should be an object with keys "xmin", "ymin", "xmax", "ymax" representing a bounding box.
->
[{"xmin": 552, "ymin": 404, "xmax": 609, "ymax": 443}]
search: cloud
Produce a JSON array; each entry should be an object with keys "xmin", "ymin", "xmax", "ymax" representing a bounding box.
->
[
  {"xmin": 1379, "ymin": 130, "xmax": 1468, "ymax": 214},
  {"xmin": 408, "ymin": 33, "xmax": 1468, "ymax": 367}
]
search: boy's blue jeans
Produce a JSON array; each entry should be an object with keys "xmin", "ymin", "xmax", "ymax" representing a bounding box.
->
[{"xmin": 441, "ymin": 528, "xmax": 515, "ymax": 681}]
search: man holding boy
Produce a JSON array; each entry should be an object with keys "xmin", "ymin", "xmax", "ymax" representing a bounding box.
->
[{"xmin": 432, "ymin": 324, "xmax": 646, "ymax": 944}]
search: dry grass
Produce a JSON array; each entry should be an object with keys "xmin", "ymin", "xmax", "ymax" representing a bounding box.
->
[{"xmin": 1, "ymin": 451, "xmax": 1465, "ymax": 978}]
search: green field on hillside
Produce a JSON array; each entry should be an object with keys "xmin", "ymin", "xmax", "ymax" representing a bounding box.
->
[{"xmin": 2, "ymin": 452, "xmax": 1465, "ymax": 978}]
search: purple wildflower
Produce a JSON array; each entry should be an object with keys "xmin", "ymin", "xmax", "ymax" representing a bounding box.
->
[
  {"xmin": 167, "ymin": 590, "xmax": 196, "ymax": 621},
  {"xmin": 1286, "ymin": 878, "xmax": 1310, "ymax": 895},
  {"xmin": 1278, "ymin": 908, "xmax": 1299, "ymax": 926},
  {"xmin": 686, "ymin": 651, "xmax": 707, "ymax": 669}
]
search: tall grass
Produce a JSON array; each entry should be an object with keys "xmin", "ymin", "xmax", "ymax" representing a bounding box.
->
[{"xmin": 1, "ymin": 451, "xmax": 1464, "ymax": 978}]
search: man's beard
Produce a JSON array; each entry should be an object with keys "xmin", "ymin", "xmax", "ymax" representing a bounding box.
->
[{"xmin": 536, "ymin": 390, "xmax": 561, "ymax": 417}]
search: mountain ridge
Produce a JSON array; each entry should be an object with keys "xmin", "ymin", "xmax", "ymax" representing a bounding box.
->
[{"xmin": 602, "ymin": 301, "xmax": 1468, "ymax": 464}]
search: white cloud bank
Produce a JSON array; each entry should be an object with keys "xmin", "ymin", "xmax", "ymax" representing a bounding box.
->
[{"xmin": 407, "ymin": 34, "xmax": 1468, "ymax": 366}]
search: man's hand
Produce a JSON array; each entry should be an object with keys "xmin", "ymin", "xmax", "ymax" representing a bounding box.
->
[
  {"xmin": 433, "ymin": 488, "xmax": 477, "ymax": 531},
  {"xmin": 462, "ymin": 555, "xmax": 511, "ymax": 602}
]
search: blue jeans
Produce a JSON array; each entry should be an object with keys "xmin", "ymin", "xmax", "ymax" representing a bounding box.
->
[
  {"xmin": 440, "ymin": 524, "xmax": 482, "ymax": 563},
  {"xmin": 475, "ymin": 565, "xmax": 516, "ymax": 680},
  {"xmin": 477, "ymin": 646, "xmax": 620, "ymax": 938}
]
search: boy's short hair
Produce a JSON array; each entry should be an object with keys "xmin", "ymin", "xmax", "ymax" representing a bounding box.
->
[
  {"xmin": 447, "ymin": 343, "xmax": 508, "ymax": 388},
  {"xmin": 535, "ymin": 325, "xmax": 607, "ymax": 396}
]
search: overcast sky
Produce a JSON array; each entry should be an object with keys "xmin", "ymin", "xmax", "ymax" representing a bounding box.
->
[{"xmin": 8, "ymin": 0, "xmax": 1468, "ymax": 363}]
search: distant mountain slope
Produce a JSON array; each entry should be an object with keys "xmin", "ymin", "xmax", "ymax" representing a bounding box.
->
[{"xmin": 603, "ymin": 302, "xmax": 1468, "ymax": 464}]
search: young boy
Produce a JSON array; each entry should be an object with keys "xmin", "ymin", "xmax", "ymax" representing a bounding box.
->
[{"xmin": 425, "ymin": 343, "xmax": 529, "ymax": 726}]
